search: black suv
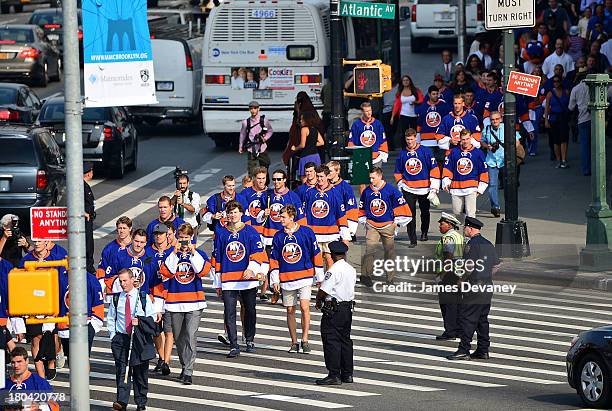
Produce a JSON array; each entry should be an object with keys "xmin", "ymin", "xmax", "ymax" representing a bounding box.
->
[
  {"xmin": 0, "ymin": 126, "xmax": 66, "ymax": 234},
  {"xmin": 37, "ymin": 96, "xmax": 138, "ymax": 178}
]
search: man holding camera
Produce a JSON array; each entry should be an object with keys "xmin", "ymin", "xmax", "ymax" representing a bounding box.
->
[
  {"xmin": 173, "ymin": 171, "xmax": 200, "ymax": 230},
  {"xmin": 0, "ymin": 214, "xmax": 30, "ymax": 266},
  {"xmin": 239, "ymin": 101, "xmax": 273, "ymax": 177},
  {"xmin": 480, "ymin": 111, "xmax": 521, "ymax": 218}
]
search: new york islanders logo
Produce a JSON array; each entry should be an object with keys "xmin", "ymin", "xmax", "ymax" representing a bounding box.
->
[
  {"xmin": 270, "ymin": 202, "xmax": 284, "ymax": 223},
  {"xmin": 311, "ymin": 199, "xmax": 329, "ymax": 219},
  {"xmin": 457, "ymin": 158, "xmax": 474, "ymax": 175},
  {"xmin": 129, "ymin": 266, "xmax": 145, "ymax": 289},
  {"xmin": 405, "ymin": 157, "xmax": 423, "ymax": 175},
  {"xmin": 425, "ymin": 111, "xmax": 441, "ymax": 128},
  {"xmin": 359, "ymin": 129, "xmax": 377, "ymax": 147},
  {"xmin": 226, "ymin": 241, "xmax": 246, "ymax": 263},
  {"xmin": 450, "ymin": 124, "xmax": 465, "ymax": 142},
  {"xmin": 498, "ymin": 102, "xmax": 504, "ymax": 113},
  {"xmin": 248, "ymin": 199, "xmax": 262, "ymax": 218},
  {"xmin": 370, "ymin": 198, "xmax": 387, "ymax": 217},
  {"xmin": 282, "ymin": 243, "xmax": 302, "ymax": 264},
  {"xmin": 64, "ymin": 288, "xmax": 70, "ymax": 309},
  {"xmin": 176, "ymin": 261, "xmax": 195, "ymax": 284}
]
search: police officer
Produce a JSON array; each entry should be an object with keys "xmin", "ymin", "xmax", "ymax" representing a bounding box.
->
[
  {"xmin": 315, "ymin": 241, "xmax": 356, "ymax": 386},
  {"xmin": 83, "ymin": 161, "xmax": 96, "ymax": 274},
  {"xmin": 448, "ymin": 216, "xmax": 500, "ymax": 360},
  {"xmin": 434, "ymin": 212, "xmax": 464, "ymax": 341}
]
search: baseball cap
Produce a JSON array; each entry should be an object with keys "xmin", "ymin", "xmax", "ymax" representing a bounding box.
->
[
  {"xmin": 153, "ymin": 223, "xmax": 168, "ymax": 234},
  {"xmin": 248, "ymin": 100, "xmax": 260, "ymax": 108},
  {"xmin": 569, "ymin": 26, "xmax": 579, "ymax": 36}
]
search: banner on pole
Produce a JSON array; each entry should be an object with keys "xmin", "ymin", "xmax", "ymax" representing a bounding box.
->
[{"xmin": 82, "ymin": 0, "xmax": 157, "ymax": 107}]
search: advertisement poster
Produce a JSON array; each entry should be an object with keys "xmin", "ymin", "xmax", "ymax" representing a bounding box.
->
[
  {"xmin": 229, "ymin": 67, "xmax": 295, "ymax": 91},
  {"xmin": 82, "ymin": 0, "xmax": 157, "ymax": 107}
]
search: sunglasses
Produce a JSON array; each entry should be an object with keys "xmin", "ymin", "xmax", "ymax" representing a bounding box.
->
[{"xmin": 272, "ymin": 177, "xmax": 284, "ymax": 181}]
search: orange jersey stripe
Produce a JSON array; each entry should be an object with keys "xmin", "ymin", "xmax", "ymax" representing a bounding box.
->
[
  {"xmin": 166, "ymin": 291, "xmax": 206, "ymax": 303},
  {"xmin": 279, "ymin": 268, "xmax": 315, "ymax": 283},
  {"xmin": 450, "ymin": 179, "xmax": 479, "ymax": 188}
]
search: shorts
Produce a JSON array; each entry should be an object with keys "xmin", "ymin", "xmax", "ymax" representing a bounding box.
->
[
  {"xmin": 318, "ymin": 241, "xmax": 330, "ymax": 254},
  {"xmin": 162, "ymin": 311, "xmax": 173, "ymax": 333},
  {"xmin": 25, "ymin": 324, "xmax": 43, "ymax": 340},
  {"xmin": 282, "ymin": 285, "xmax": 312, "ymax": 307}
]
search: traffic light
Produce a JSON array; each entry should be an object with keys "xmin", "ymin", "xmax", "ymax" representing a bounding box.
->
[{"xmin": 344, "ymin": 59, "xmax": 393, "ymax": 98}]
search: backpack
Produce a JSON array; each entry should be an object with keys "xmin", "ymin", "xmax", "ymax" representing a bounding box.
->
[
  {"xmin": 206, "ymin": 193, "xmax": 223, "ymax": 232},
  {"xmin": 245, "ymin": 115, "xmax": 266, "ymax": 148}
]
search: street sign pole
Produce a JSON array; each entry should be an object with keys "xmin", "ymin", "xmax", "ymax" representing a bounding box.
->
[
  {"xmin": 62, "ymin": 0, "xmax": 90, "ymax": 407},
  {"xmin": 331, "ymin": 0, "xmax": 346, "ymax": 158},
  {"xmin": 457, "ymin": 0, "xmax": 467, "ymax": 64},
  {"xmin": 495, "ymin": 28, "xmax": 530, "ymax": 258}
]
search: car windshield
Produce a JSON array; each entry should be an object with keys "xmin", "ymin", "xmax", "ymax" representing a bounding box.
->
[
  {"xmin": 39, "ymin": 103, "xmax": 109, "ymax": 123},
  {"xmin": 30, "ymin": 13, "xmax": 63, "ymax": 26},
  {"xmin": 0, "ymin": 29, "xmax": 34, "ymax": 44},
  {"xmin": 0, "ymin": 88, "xmax": 17, "ymax": 105},
  {"xmin": 0, "ymin": 138, "xmax": 36, "ymax": 166}
]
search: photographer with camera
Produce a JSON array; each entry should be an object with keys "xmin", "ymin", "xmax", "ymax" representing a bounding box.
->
[
  {"xmin": 481, "ymin": 111, "xmax": 522, "ymax": 218},
  {"xmin": 0, "ymin": 214, "xmax": 31, "ymax": 266},
  {"xmin": 239, "ymin": 101, "xmax": 273, "ymax": 178},
  {"xmin": 172, "ymin": 169, "xmax": 201, "ymax": 230}
]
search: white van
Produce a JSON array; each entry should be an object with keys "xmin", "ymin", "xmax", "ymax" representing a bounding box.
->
[
  {"xmin": 201, "ymin": 0, "xmax": 331, "ymax": 147},
  {"xmin": 128, "ymin": 25, "xmax": 203, "ymax": 127}
]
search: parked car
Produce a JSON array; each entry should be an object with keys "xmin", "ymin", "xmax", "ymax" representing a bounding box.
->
[
  {"xmin": 0, "ymin": 125, "xmax": 66, "ymax": 234},
  {"xmin": 0, "ymin": 24, "xmax": 61, "ymax": 87},
  {"xmin": 128, "ymin": 25, "xmax": 202, "ymax": 128},
  {"xmin": 0, "ymin": 83, "xmax": 42, "ymax": 124},
  {"xmin": 0, "ymin": 0, "xmax": 61, "ymax": 14},
  {"xmin": 409, "ymin": 0, "xmax": 484, "ymax": 53},
  {"xmin": 567, "ymin": 325, "xmax": 612, "ymax": 408},
  {"xmin": 37, "ymin": 97, "xmax": 138, "ymax": 178},
  {"xmin": 28, "ymin": 8, "xmax": 83, "ymax": 59}
]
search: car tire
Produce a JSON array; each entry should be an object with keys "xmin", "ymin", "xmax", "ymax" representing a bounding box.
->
[
  {"xmin": 14, "ymin": 4, "xmax": 22, "ymax": 12},
  {"xmin": 36, "ymin": 63, "xmax": 49, "ymax": 87},
  {"xmin": 50, "ymin": 59, "xmax": 61, "ymax": 82},
  {"xmin": 110, "ymin": 146, "xmax": 125, "ymax": 179},
  {"xmin": 193, "ymin": 100, "xmax": 203, "ymax": 132},
  {"xmin": 210, "ymin": 133, "xmax": 231, "ymax": 149},
  {"xmin": 0, "ymin": 4, "xmax": 9, "ymax": 14},
  {"xmin": 143, "ymin": 116, "xmax": 161, "ymax": 126},
  {"xmin": 577, "ymin": 353, "xmax": 612, "ymax": 408},
  {"xmin": 410, "ymin": 36, "xmax": 427, "ymax": 53},
  {"xmin": 126, "ymin": 137, "xmax": 138, "ymax": 171}
]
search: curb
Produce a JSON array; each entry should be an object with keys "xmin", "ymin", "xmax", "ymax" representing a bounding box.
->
[{"xmin": 495, "ymin": 265, "xmax": 612, "ymax": 292}]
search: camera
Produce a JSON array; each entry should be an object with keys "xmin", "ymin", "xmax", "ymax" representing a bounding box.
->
[
  {"xmin": 174, "ymin": 167, "xmax": 189, "ymax": 190},
  {"xmin": 0, "ymin": 216, "xmax": 20, "ymax": 239},
  {"xmin": 179, "ymin": 240, "xmax": 189, "ymax": 247},
  {"xmin": 490, "ymin": 142, "xmax": 500, "ymax": 153}
]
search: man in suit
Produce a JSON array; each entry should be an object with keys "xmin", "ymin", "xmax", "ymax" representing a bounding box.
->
[
  {"xmin": 107, "ymin": 268, "xmax": 157, "ymax": 411},
  {"xmin": 437, "ymin": 49, "xmax": 454, "ymax": 84},
  {"xmin": 83, "ymin": 161, "xmax": 96, "ymax": 274}
]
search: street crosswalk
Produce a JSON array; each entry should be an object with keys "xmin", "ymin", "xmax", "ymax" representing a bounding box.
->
[{"xmin": 47, "ymin": 272, "xmax": 609, "ymax": 410}]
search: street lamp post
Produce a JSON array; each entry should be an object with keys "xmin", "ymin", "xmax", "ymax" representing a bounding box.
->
[{"xmin": 580, "ymin": 73, "xmax": 612, "ymax": 270}]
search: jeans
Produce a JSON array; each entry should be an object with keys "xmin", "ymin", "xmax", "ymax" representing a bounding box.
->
[
  {"xmin": 488, "ymin": 166, "xmax": 502, "ymax": 209},
  {"xmin": 578, "ymin": 121, "xmax": 591, "ymax": 176},
  {"xmin": 222, "ymin": 287, "xmax": 257, "ymax": 349},
  {"xmin": 527, "ymin": 106, "xmax": 542, "ymax": 155}
]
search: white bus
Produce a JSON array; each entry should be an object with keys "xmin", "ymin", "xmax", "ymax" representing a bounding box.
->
[{"xmin": 201, "ymin": 0, "xmax": 399, "ymax": 148}]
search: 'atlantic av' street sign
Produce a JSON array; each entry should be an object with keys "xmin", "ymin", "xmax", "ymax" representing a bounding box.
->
[
  {"xmin": 484, "ymin": 0, "xmax": 535, "ymax": 30},
  {"xmin": 340, "ymin": 1, "xmax": 396, "ymax": 20}
]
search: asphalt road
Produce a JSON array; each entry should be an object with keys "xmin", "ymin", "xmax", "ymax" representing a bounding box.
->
[{"xmin": 0, "ymin": 7, "xmax": 608, "ymax": 411}]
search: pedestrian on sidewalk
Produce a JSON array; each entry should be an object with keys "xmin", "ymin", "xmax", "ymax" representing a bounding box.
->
[
  {"xmin": 394, "ymin": 128, "xmax": 440, "ymax": 247},
  {"xmin": 544, "ymin": 75, "xmax": 571, "ymax": 168},
  {"xmin": 568, "ymin": 73, "xmax": 592, "ymax": 176},
  {"xmin": 291, "ymin": 111, "xmax": 325, "ymax": 183},
  {"xmin": 270, "ymin": 205, "xmax": 322, "ymax": 353},
  {"xmin": 359, "ymin": 167, "xmax": 412, "ymax": 286},
  {"xmin": 107, "ymin": 269, "xmax": 157, "ymax": 411},
  {"xmin": 212, "ymin": 201, "xmax": 268, "ymax": 358},
  {"xmin": 441, "ymin": 129, "xmax": 489, "ymax": 219},
  {"xmin": 83, "ymin": 161, "xmax": 96, "ymax": 274},
  {"xmin": 481, "ymin": 112, "xmax": 521, "ymax": 218},
  {"xmin": 390, "ymin": 74, "xmax": 424, "ymax": 141},
  {"xmin": 239, "ymin": 101, "xmax": 273, "ymax": 178},
  {"xmin": 448, "ymin": 217, "xmax": 499, "ymax": 361},
  {"xmin": 315, "ymin": 241, "xmax": 356, "ymax": 386}
]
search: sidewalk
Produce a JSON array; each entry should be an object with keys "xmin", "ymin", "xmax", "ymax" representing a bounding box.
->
[{"xmin": 348, "ymin": 134, "xmax": 612, "ymax": 291}]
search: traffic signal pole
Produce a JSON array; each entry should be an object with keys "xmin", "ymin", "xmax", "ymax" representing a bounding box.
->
[
  {"xmin": 62, "ymin": 0, "xmax": 90, "ymax": 407},
  {"xmin": 495, "ymin": 29, "xmax": 530, "ymax": 258},
  {"xmin": 330, "ymin": 0, "xmax": 346, "ymax": 154}
]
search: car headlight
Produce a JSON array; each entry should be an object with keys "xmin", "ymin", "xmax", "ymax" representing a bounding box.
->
[{"xmin": 570, "ymin": 335, "xmax": 580, "ymax": 348}]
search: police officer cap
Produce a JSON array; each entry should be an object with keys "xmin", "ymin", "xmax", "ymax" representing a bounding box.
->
[
  {"xmin": 152, "ymin": 223, "xmax": 168, "ymax": 234},
  {"xmin": 83, "ymin": 162, "xmax": 93, "ymax": 174},
  {"xmin": 464, "ymin": 216, "xmax": 484, "ymax": 229},
  {"xmin": 329, "ymin": 240, "xmax": 348, "ymax": 255},
  {"xmin": 248, "ymin": 100, "xmax": 260, "ymax": 108},
  {"xmin": 438, "ymin": 212, "xmax": 460, "ymax": 228}
]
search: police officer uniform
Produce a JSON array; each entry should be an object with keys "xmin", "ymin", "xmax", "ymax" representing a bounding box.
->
[
  {"xmin": 315, "ymin": 241, "xmax": 356, "ymax": 386},
  {"xmin": 448, "ymin": 216, "xmax": 500, "ymax": 361},
  {"xmin": 434, "ymin": 212, "xmax": 464, "ymax": 341},
  {"xmin": 83, "ymin": 162, "xmax": 96, "ymax": 274}
]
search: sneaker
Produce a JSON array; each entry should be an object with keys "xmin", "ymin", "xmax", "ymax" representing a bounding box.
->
[
  {"xmin": 246, "ymin": 342, "xmax": 255, "ymax": 353},
  {"xmin": 491, "ymin": 208, "xmax": 500, "ymax": 218},
  {"xmin": 178, "ymin": 369, "xmax": 185, "ymax": 380},
  {"xmin": 555, "ymin": 162, "xmax": 562, "ymax": 168},
  {"xmin": 182, "ymin": 375, "xmax": 193, "ymax": 385},
  {"xmin": 217, "ymin": 333, "xmax": 230, "ymax": 346},
  {"xmin": 288, "ymin": 343, "xmax": 300, "ymax": 353},
  {"xmin": 55, "ymin": 351, "xmax": 65, "ymax": 369},
  {"xmin": 259, "ymin": 293, "xmax": 269, "ymax": 302},
  {"xmin": 560, "ymin": 161, "xmax": 569, "ymax": 169},
  {"xmin": 227, "ymin": 348, "xmax": 240, "ymax": 358},
  {"xmin": 301, "ymin": 341, "xmax": 311, "ymax": 354},
  {"xmin": 46, "ymin": 368, "xmax": 57, "ymax": 381},
  {"xmin": 529, "ymin": 152, "xmax": 536, "ymax": 157},
  {"xmin": 161, "ymin": 362, "xmax": 170, "ymax": 376},
  {"xmin": 152, "ymin": 358, "xmax": 164, "ymax": 373}
]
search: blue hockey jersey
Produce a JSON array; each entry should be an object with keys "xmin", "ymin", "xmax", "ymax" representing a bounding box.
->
[
  {"xmin": 330, "ymin": 179, "xmax": 358, "ymax": 236},
  {"xmin": 0, "ymin": 258, "xmax": 11, "ymax": 327},
  {"xmin": 202, "ymin": 191, "xmax": 248, "ymax": 231},
  {"xmin": 159, "ymin": 249, "xmax": 211, "ymax": 312},
  {"xmin": 441, "ymin": 146, "xmax": 489, "ymax": 196},
  {"xmin": 358, "ymin": 182, "xmax": 412, "ymax": 228},
  {"xmin": 241, "ymin": 186, "xmax": 268, "ymax": 235},
  {"xmin": 303, "ymin": 185, "xmax": 351, "ymax": 243},
  {"xmin": 416, "ymin": 99, "xmax": 451, "ymax": 147},
  {"xmin": 262, "ymin": 188, "xmax": 305, "ymax": 246},
  {"xmin": 393, "ymin": 145, "xmax": 441, "ymax": 195},
  {"xmin": 96, "ymin": 239, "xmax": 130, "ymax": 283},
  {"xmin": 106, "ymin": 247, "xmax": 158, "ymax": 300},
  {"xmin": 146, "ymin": 215, "xmax": 186, "ymax": 245},
  {"xmin": 58, "ymin": 272, "xmax": 104, "ymax": 338},
  {"xmin": 295, "ymin": 181, "xmax": 316, "ymax": 204},
  {"xmin": 435, "ymin": 110, "xmax": 482, "ymax": 150},
  {"xmin": 348, "ymin": 117, "xmax": 388, "ymax": 163}
]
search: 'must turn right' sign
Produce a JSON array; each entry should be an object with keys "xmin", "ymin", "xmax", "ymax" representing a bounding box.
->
[{"xmin": 484, "ymin": 0, "xmax": 535, "ymax": 30}]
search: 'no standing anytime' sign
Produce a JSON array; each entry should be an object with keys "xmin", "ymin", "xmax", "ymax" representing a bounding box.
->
[{"xmin": 484, "ymin": 0, "xmax": 535, "ymax": 30}]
